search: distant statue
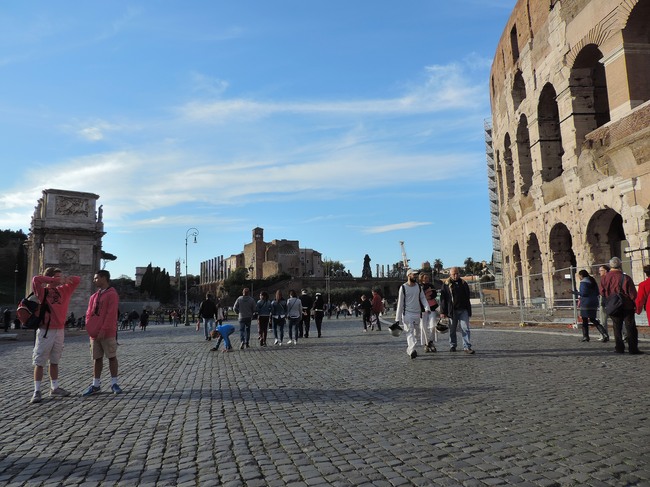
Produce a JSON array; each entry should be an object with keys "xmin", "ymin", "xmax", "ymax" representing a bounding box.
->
[
  {"xmin": 98, "ymin": 205, "xmax": 103, "ymax": 222},
  {"xmin": 362, "ymin": 254, "xmax": 372, "ymax": 279}
]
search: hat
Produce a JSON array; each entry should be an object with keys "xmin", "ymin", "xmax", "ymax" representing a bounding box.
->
[
  {"xmin": 406, "ymin": 268, "xmax": 420, "ymax": 276},
  {"xmin": 301, "ymin": 289, "xmax": 307, "ymax": 294},
  {"xmin": 315, "ymin": 292, "xmax": 321, "ymax": 296}
]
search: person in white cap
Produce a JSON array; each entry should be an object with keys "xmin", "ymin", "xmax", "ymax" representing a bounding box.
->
[{"xmin": 395, "ymin": 269, "xmax": 430, "ymax": 359}]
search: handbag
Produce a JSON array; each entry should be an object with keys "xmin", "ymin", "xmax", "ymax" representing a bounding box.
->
[{"xmin": 604, "ymin": 274, "xmax": 625, "ymax": 316}]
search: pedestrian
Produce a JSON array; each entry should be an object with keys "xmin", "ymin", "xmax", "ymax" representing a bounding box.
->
[
  {"xmin": 140, "ymin": 309, "xmax": 149, "ymax": 331},
  {"xmin": 572, "ymin": 269, "xmax": 609, "ymax": 342},
  {"xmin": 171, "ymin": 309, "xmax": 179, "ymax": 327},
  {"xmin": 313, "ymin": 292, "xmax": 325, "ymax": 337},
  {"xmin": 210, "ymin": 323, "xmax": 235, "ymax": 352},
  {"xmin": 599, "ymin": 257, "xmax": 642, "ymax": 354},
  {"xmin": 29, "ymin": 267, "xmax": 81, "ymax": 404},
  {"xmin": 395, "ymin": 268, "xmax": 430, "ymax": 359},
  {"xmin": 128, "ymin": 310, "xmax": 139, "ymax": 331},
  {"xmin": 256, "ymin": 291, "xmax": 272, "ymax": 347},
  {"xmin": 286, "ymin": 290, "xmax": 302, "ymax": 345},
  {"xmin": 233, "ymin": 288, "xmax": 256, "ymax": 349},
  {"xmin": 635, "ymin": 264, "xmax": 650, "ymax": 325},
  {"xmin": 3, "ymin": 307, "xmax": 11, "ymax": 332},
  {"xmin": 597, "ymin": 264, "xmax": 611, "ymax": 339},
  {"xmin": 370, "ymin": 289, "xmax": 383, "ymax": 331},
  {"xmin": 271, "ymin": 290, "xmax": 287, "ymax": 345},
  {"xmin": 439, "ymin": 266, "xmax": 475, "ymax": 354},
  {"xmin": 82, "ymin": 270, "xmax": 122, "ymax": 396},
  {"xmin": 198, "ymin": 293, "xmax": 218, "ymax": 341},
  {"xmin": 299, "ymin": 289, "xmax": 313, "ymax": 338},
  {"xmin": 358, "ymin": 294, "xmax": 372, "ymax": 331},
  {"xmin": 419, "ymin": 273, "xmax": 438, "ymax": 352}
]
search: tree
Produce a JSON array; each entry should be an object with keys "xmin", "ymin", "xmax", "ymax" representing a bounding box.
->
[
  {"xmin": 324, "ymin": 260, "xmax": 346, "ymax": 275},
  {"xmin": 433, "ymin": 259, "xmax": 443, "ymax": 277},
  {"xmin": 361, "ymin": 254, "xmax": 372, "ymax": 279}
]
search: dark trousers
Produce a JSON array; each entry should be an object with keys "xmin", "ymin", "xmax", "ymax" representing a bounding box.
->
[
  {"xmin": 302, "ymin": 310, "xmax": 311, "ymax": 337},
  {"xmin": 611, "ymin": 311, "xmax": 639, "ymax": 353},
  {"xmin": 580, "ymin": 316, "xmax": 607, "ymax": 339},
  {"xmin": 258, "ymin": 316, "xmax": 270, "ymax": 345},
  {"xmin": 314, "ymin": 311, "xmax": 324, "ymax": 337},
  {"xmin": 362, "ymin": 312, "xmax": 371, "ymax": 330}
]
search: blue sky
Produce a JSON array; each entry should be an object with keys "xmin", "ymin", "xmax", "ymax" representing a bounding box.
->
[{"xmin": 0, "ymin": 1, "xmax": 514, "ymax": 279}]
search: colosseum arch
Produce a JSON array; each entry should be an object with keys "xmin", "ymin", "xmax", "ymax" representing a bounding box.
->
[
  {"xmin": 537, "ymin": 83, "xmax": 564, "ymax": 182},
  {"xmin": 517, "ymin": 114, "xmax": 533, "ymax": 195},
  {"xmin": 503, "ymin": 133, "xmax": 515, "ymax": 200},
  {"xmin": 586, "ymin": 209, "xmax": 627, "ymax": 264},
  {"xmin": 526, "ymin": 233, "xmax": 544, "ymax": 300},
  {"xmin": 570, "ymin": 44, "xmax": 610, "ymax": 156},
  {"xmin": 512, "ymin": 242, "xmax": 523, "ymax": 305},
  {"xmin": 622, "ymin": 0, "xmax": 650, "ymax": 108},
  {"xmin": 512, "ymin": 70, "xmax": 526, "ymax": 109},
  {"xmin": 549, "ymin": 223, "xmax": 576, "ymax": 303}
]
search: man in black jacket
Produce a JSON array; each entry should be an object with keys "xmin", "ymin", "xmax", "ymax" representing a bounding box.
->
[
  {"xmin": 299, "ymin": 289, "xmax": 313, "ymax": 338},
  {"xmin": 198, "ymin": 293, "xmax": 218, "ymax": 341},
  {"xmin": 439, "ymin": 267, "xmax": 475, "ymax": 354}
]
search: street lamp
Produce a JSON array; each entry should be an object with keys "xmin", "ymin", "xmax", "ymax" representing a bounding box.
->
[
  {"xmin": 14, "ymin": 265, "xmax": 18, "ymax": 307},
  {"xmin": 185, "ymin": 227, "xmax": 199, "ymax": 326}
]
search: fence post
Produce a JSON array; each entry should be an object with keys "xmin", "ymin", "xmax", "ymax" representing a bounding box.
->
[
  {"xmin": 570, "ymin": 266, "xmax": 578, "ymax": 328},
  {"xmin": 479, "ymin": 281, "xmax": 487, "ymax": 326},
  {"xmin": 518, "ymin": 275, "xmax": 525, "ymax": 325}
]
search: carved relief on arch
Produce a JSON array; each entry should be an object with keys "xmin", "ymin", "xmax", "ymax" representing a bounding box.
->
[{"xmin": 55, "ymin": 196, "xmax": 89, "ymax": 216}]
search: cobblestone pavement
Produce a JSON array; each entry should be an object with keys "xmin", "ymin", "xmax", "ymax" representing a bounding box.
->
[{"xmin": 1, "ymin": 317, "xmax": 649, "ymax": 486}]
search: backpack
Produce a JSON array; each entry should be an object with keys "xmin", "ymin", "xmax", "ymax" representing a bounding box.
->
[{"xmin": 16, "ymin": 289, "xmax": 51, "ymax": 337}]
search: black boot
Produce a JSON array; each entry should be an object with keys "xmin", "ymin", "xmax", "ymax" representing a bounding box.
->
[
  {"xmin": 595, "ymin": 321, "xmax": 609, "ymax": 342},
  {"xmin": 581, "ymin": 323, "xmax": 590, "ymax": 342}
]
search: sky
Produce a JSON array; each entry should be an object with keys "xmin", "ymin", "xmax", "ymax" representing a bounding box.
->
[{"xmin": 0, "ymin": 1, "xmax": 515, "ymax": 279}]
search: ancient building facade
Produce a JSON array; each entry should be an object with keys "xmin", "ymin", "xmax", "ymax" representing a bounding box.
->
[
  {"xmin": 25, "ymin": 189, "xmax": 105, "ymax": 318},
  {"xmin": 490, "ymin": 0, "xmax": 650, "ymax": 305}
]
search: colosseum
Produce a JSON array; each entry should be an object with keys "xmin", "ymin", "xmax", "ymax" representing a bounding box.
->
[{"xmin": 489, "ymin": 0, "xmax": 650, "ymax": 307}]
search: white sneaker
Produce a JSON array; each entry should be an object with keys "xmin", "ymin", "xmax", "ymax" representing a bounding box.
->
[
  {"xmin": 274, "ymin": 339, "xmax": 279, "ymax": 345},
  {"xmin": 286, "ymin": 340, "xmax": 293, "ymax": 345}
]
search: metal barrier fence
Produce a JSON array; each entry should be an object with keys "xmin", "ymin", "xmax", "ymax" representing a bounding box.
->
[{"xmin": 466, "ymin": 259, "xmax": 649, "ymax": 327}]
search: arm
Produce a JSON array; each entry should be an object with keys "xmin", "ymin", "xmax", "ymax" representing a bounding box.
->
[
  {"xmin": 635, "ymin": 282, "xmax": 647, "ymax": 314},
  {"xmin": 99, "ymin": 291, "xmax": 120, "ymax": 339},
  {"xmin": 419, "ymin": 288, "xmax": 430, "ymax": 313},
  {"xmin": 395, "ymin": 286, "xmax": 404, "ymax": 323}
]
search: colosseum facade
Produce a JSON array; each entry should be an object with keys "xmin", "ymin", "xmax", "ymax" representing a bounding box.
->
[{"xmin": 490, "ymin": 0, "xmax": 650, "ymax": 306}]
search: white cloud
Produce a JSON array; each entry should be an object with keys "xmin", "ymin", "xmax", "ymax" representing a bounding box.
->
[{"xmin": 362, "ymin": 222, "xmax": 432, "ymax": 234}]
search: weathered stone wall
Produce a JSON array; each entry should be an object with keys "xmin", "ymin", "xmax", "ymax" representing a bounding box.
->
[{"xmin": 490, "ymin": 0, "xmax": 650, "ymax": 305}]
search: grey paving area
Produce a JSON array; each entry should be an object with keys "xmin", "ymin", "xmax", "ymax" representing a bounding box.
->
[{"xmin": 1, "ymin": 318, "xmax": 649, "ymax": 486}]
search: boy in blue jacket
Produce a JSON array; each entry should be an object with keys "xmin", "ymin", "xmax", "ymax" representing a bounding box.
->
[{"xmin": 210, "ymin": 323, "xmax": 235, "ymax": 352}]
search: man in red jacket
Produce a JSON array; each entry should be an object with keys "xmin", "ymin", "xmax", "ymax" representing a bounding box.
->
[
  {"xmin": 30, "ymin": 267, "xmax": 81, "ymax": 404},
  {"xmin": 83, "ymin": 270, "xmax": 122, "ymax": 396}
]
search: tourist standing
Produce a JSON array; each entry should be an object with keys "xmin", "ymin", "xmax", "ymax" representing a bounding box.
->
[
  {"xmin": 395, "ymin": 269, "xmax": 430, "ymax": 359},
  {"xmin": 597, "ymin": 264, "xmax": 611, "ymax": 339},
  {"xmin": 573, "ymin": 269, "xmax": 609, "ymax": 342},
  {"xmin": 233, "ymin": 288, "xmax": 256, "ymax": 349},
  {"xmin": 420, "ymin": 273, "xmax": 438, "ymax": 352},
  {"xmin": 198, "ymin": 293, "xmax": 218, "ymax": 341},
  {"xmin": 82, "ymin": 270, "xmax": 122, "ymax": 396},
  {"xmin": 635, "ymin": 265, "xmax": 650, "ymax": 325},
  {"xmin": 286, "ymin": 290, "xmax": 302, "ymax": 345},
  {"xmin": 313, "ymin": 292, "xmax": 325, "ymax": 337},
  {"xmin": 271, "ymin": 290, "xmax": 287, "ymax": 345},
  {"xmin": 29, "ymin": 267, "xmax": 81, "ymax": 403},
  {"xmin": 370, "ymin": 289, "xmax": 383, "ymax": 331},
  {"xmin": 598, "ymin": 257, "xmax": 641, "ymax": 354},
  {"xmin": 358, "ymin": 294, "xmax": 372, "ymax": 331},
  {"xmin": 439, "ymin": 266, "xmax": 475, "ymax": 354},
  {"xmin": 256, "ymin": 291, "xmax": 272, "ymax": 347},
  {"xmin": 299, "ymin": 289, "xmax": 313, "ymax": 338}
]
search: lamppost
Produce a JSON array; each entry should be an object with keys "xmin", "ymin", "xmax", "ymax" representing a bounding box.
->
[
  {"xmin": 248, "ymin": 256, "xmax": 255, "ymax": 296},
  {"xmin": 185, "ymin": 227, "xmax": 199, "ymax": 326},
  {"xmin": 14, "ymin": 265, "xmax": 18, "ymax": 307}
]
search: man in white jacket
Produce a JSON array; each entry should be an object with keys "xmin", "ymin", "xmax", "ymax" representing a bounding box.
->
[{"xmin": 396, "ymin": 269, "xmax": 430, "ymax": 359}]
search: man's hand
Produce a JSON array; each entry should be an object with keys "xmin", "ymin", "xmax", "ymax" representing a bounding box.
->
[{"xmin": 440, "ymin": 313, "xmax": 447, "ymax": 319}]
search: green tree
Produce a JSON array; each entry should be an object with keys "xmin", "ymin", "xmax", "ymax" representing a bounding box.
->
[{"xmin": 433, "ymin": 259, "xmax": 443, "ymax": 277}]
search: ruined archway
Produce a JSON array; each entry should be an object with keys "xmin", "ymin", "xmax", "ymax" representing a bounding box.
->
[
  {"xmin": 538, "ymin": 83, "xmax": 564, "ymax": 182},
  {"xmin": 549, "ymin": 223, "xmax": 576, "ymax": 304},
  {"xmin": 586, "ymin": 209, "xmax": 627, "ymax": 264},
  {"xmin": 570, "ymin": 44, "xmax": 610, "ymax": 156},
  {"xmin": 526, "ymin": 233, "xmax": 544, "ymax": 300},
  {"xmin": 623, "ymin": 0, "xmax": 650, "ymax": 107},
  {"xmin": 512, "ymin": 242, "xmax": 523, "ymax": 305},
  {"xmin": 504, "ymin": 133, "xmax": 515, "ymax": 200},
  {"xmin": 512, "ymin": 70, "xmax": 526, "ymax": 109},
  {"xmin": 517, "ymin": 114, "xmax": 533, "ymax": 195}
]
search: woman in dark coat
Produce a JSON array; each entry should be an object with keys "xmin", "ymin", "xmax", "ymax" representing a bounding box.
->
[{"xmin": 573, "ymin": 269, "xmax": 609, "ymax": 342}]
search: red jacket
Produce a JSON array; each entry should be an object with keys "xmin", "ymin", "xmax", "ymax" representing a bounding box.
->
[
  {"xmin": 32, "ymin": 275, "xmax": 81, "ymax": 330},
  {"xmin": 600, "ymin": 270, "xmax": 637, "ymax": 310},
  {"xmin": 85, "ymin": 286, "xmax": 120, "ymax": 339},
  {"xmin": 635, "ymin": 277, "xmax": 650, "ymax": 322}
]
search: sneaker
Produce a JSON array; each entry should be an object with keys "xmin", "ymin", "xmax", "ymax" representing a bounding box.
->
[
  {"xmin": 111, "ymin": 384, "xmax": 123, "ymax": 395},
  {"xmin": 50, "ymin": 387, "xmax": 70, "ymax": 397},
  {"xmin": 449, "ymin": 346, "xmax": 457, "ymax": 352},
  {"xmin": 293, "ymin": 340, "xmax": 297, "ymax": 345},
  {"xmin": 239, "ymin": 343, "xmax": 245, "ymax": 350},
  {"xmin": 210, "ymin": 347, "xmax": 219, "ymax": 351},
  {"xmin": 30, "ymin": 391, "xmax": 42, "ymax": 404},
  {"xmin": 274, "ymin": 339, "xmax": 279, "ymax": 345},
  {"xmin": 286, "ymin": 339, "xmax": 293, "ymax": 345},
  {"xmin": 410, "ymin": 350, "xmax": 418, "ymax": 359},
  {"xmin": 245, "ymin": 343, "xmax": 250, "ymax": 349},
  {"xmin": 464, "ymin": 348, "xmax": 475, "ymax": 355},
  {"xmin": 82, "ymin": 385, "xmax": 101, "ymax": 397}
]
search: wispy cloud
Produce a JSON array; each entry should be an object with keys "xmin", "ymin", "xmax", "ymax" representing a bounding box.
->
[{"xmin": 362, "ymin": 222, "xmax": 432, "ymax": 234}]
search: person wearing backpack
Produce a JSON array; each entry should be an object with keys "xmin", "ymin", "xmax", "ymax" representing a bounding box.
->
[
  {"xmin": 82, "ymin": 269, "xmax": 122, "ymax": 396},
  {"xmin": 395, "ymin": 268, "xmax": 430, "ymax": 359},
  {"xmin": 30, "ymin": 267, "xmax": 81, "ymax": 404}
]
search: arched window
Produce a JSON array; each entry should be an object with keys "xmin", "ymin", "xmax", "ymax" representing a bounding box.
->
[
  {"xmin": 537, "ymin": 83, "xmax": 564, "ymax": 182},
  {"xmin": 622, "ymin": 0, "xmax": 650, "ymax": 107},
  {"xmin": 517, "ymin": 114, "xmax": 533, "ymax": 195},
  {"xmin": 503, "ymin": 134, "xmax": 515, "ymax": 200}
]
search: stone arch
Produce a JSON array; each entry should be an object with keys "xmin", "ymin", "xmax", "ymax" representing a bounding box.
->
[
  {"xmin": 512, "ymin": 242, "xmax": 522, "ymax": 305},
  {"xmin": 586, "ymin": 209, "xmax": 627, "ymax": 264},
  {"xmin": 549, "ymin": 223, "xmax": 576, "ymax": 303},
  {"xmin": 512, "ymin": 70, "xmax": 526, "ymax": 109},
  {"xmin": 517, "ymin": 114, "xmax": 533, "ymax": 195},
  {"xmin": 510, "ymin": 24, "xmax": 519, "ymax": 63},
  {"xmin": 570, "ymin": 44, "xmax": 610, "ymax": 156},
  {"xmin": 495, "ymin": 151, "xmax": 505, "ymax": 206},
  {"xmin": 622, "ymin": 0, "xmax": 650, "ymax": 106},
  {"xmin": 503, "ymin": 133, "xmax": 515, "ymax": 200},
  {"xmin": 526, "ymin": 233, "xmax": 544, "ymax": 299},
  {"xmin": 537, "ymin": 83, "xmax": 564, "ymax": 182}
]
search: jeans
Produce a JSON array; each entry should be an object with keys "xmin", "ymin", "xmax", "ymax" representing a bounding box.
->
[
  {"xmin": 239, "ymin": 317, "xmax": 252, "ymax": 346},
  {"xmin": 273, "ymin": 317, "xmax": 285, "ymax": 343},
  {"xmin": 288, "ymin": 317, "xmax": 301, "ymax": 341},
  {"xmin": 203, "ymin": 318, "xmax": 215, "ymax": 339},
  {"xmin": 449, "ymin": 308, "xmax": 472, "ymax": 350}
]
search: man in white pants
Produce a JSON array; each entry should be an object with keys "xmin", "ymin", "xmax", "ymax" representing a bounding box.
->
[{"xmin": 396, "ymin": 269, "xmax": 430, "ymax": 359}]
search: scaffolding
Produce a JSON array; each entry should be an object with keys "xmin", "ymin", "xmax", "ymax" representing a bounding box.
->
[{"xmin": 485, "ymin": 119, "xmax": 503, "ymax": 288}]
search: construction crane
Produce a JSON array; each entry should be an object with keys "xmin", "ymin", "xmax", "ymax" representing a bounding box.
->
[{"xmin": 399, "ymin": 241, "xmax": 410, "ymax": 269}]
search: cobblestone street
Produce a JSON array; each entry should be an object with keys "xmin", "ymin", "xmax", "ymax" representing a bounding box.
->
[{"xmin": 1, "ymin": 317, "xmax": 649, "ymax": 486}]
